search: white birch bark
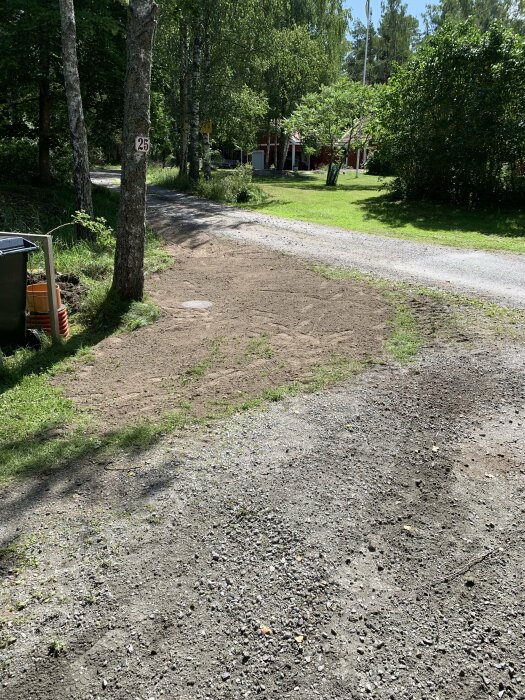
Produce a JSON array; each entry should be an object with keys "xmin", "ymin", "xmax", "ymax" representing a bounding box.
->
[
  {"xmin": 58, "ymin": 0, "xmax": 93, "ymax": 239},
  {"xmin": 112, "ymin": 0, "xmax": 158, "ymax": 301}
]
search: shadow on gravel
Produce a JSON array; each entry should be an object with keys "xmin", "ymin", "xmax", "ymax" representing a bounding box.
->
[
  {"xmin": 147, "ymin": 198, "xmax": 225, "ymax": 244},
  {"xmin": 0, "ymin": 426, "xmax": 177, "ymax": 549},
  {"xmin": 148, "ymin": 191, "xmax": 294, "ymax": 242}
]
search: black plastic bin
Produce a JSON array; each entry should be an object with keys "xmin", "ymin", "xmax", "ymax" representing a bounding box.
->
[{"xmin": 0, "ymin": 236, "xmax": 39, "ymax": 349}]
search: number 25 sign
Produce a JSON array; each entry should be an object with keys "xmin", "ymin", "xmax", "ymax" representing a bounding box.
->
[{"xmin": 135, "ymin": 136, "xmax": 150, "ymax": 153}]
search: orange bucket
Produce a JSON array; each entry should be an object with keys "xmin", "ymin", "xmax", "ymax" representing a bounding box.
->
[
  {"xmin": 27, "ymin": 304, "xmax": 70, "ymax": 339},
  {"xmin": 26, "ymin": 283, "xmax": 62, "ymax": 314}
]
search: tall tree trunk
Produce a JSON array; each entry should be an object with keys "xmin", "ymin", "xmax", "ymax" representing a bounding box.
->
[
  {"xmin": 273, "ymin": 119, "xmax": 278, "ymax": 169},
  {"xmin": 326, "ymin": 151, "xmax": 346, "ymax": 186},
  {"xmin": 201, "ymin": 13, "xmax": 212, "ymax": 181},
  {"xmin": 278, "ymin": 132, "xmax": 290, "ymax": 172},
  {"xmin": 59, "ymin": 0, "xmax": 94, "ymax": 240},
  {"xmin": 202, "ymin": 131, "xmax": 211, "ymax": 180},
  {"xmin": 188, "ymin": 28, "xmax": 202, "ymax": 182},
  {"xmin": 38, "ymin": 10, "xmax": 51, "ymax": 185},
  {"xmin": 112, "ymin": 0, "xmax": 158, "ymax": 302},
  {"xmin": 265, "ymin": 128, "xmax": 271, "ymax": 169},
  {"xmin": 178, "ymin": 21, "xmax": 189, "ymax": 176}
]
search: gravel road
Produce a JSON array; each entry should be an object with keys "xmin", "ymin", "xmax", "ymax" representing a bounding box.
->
[
  {"xmin": 1, "ymin": 342, "xmax": 524, "ymax": 700},
  {"xmin": 92, "ymin": 171, "xmax": 525, "ymax": 308},
  {"xmin": 1, "ymin": 174, "xmax": 523, "ymax": 699}
]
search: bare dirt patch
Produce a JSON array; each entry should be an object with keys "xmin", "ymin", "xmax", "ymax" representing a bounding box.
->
[
  {"xmin": 58, "ymin": 235, "xmax": 389, "ymax": 430},
  {"xmin": 27, "ymin": 271, "xmax": 86, "ymax": 314}
]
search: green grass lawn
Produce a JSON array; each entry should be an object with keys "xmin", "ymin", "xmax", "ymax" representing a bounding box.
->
[
  {"xmin": 241, "ymin": 172, "xmax": 525, "ymax": 253},
  {"xmin": 0, "ymin": 182, "xmax": 171, "ymax": 484}
]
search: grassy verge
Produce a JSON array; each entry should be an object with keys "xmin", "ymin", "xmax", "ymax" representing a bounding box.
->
[
  {"xmin": 383, "ymin": 292, "xmax": 422, "ymax": 362},
  {"xmin": 237, "ymin": 172, "xmax": 525, "ymax": 254},
  {"xmin": 313, "ymin": 263, "xmax": 525, "ymax": 347},
  {"xmin": 0, "ymin": 182, "xmax": 171, "ymax": 484}
]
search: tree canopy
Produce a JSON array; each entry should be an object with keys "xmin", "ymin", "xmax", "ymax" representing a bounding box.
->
[
  {"xmin": 423, "ymin": 0, "xmax": 523, "ymax": 33},
  {"xmin": 0, "ymin": 0, "xmax": 126, "ymax": 181},
  {"xmin": 346, "ymin": 0, "xmax": 420, "ymax": 84},
  {"xmin": 0, "ymin": 0, "xmax": 351, "ymax": 183},
  {"xmin": 376, "ymin": 21, "xmax": 525, "ymax": 204},
  {"xmin": 286, "ymin": 78, "xmax": 377, "ymax": 185}
]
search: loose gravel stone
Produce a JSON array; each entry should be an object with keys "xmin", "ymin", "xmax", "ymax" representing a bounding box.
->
[{"xmin": 1, "ymin": 343, "xmax": 524, "ymax": 700}]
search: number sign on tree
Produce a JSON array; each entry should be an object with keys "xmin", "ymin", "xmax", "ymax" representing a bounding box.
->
[{"xmin": 112, "ymin": 0, "xmax": 158, "ymax": 303}]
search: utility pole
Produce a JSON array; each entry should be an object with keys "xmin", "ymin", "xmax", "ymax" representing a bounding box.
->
[{"xmin": 356, "ymin": 0, "xmax": 370, "ymax": 178}]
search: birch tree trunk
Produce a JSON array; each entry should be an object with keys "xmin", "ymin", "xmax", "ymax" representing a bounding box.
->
[
  {"xmin": 201, "ymin": 15, "xmax": 212, "ymax": 181},
  {"xmin": 188, "ymin": 28, "xmax": 202, "ymax": 182},
  {"xmin": 112, "ymin": 0, "xmax": 158, "ymax": 302},
  {"xmin": 58, "ymin": 0, "xmax": 94, "ymax": 240},
  {"xmin": 178, "ymin": 21, "xmax": 189, "ymax": 177},
  {"xmin": 278, "ymin": 132, "xmax": 290, "ymax": 172},
  {"xmin": 273, "ymin": 119, "xmax": 279, "ymax": 169},
  {"xmin": 202, "ymin": 131, "xmax": 211, "ymax": 180}
]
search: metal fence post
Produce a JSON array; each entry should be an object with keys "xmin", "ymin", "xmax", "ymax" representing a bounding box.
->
[{"xmin": 0, "ymin": 232, "xmax": 60, "ymax": 343}]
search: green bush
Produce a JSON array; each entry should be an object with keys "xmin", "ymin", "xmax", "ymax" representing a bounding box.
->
[
  {"xmin": 366, "ymin": 150, "xmax": 393, "ymax": 176},
  {"xmin": 0, "ymin": 138, "xmax": 37, "ymax": 182},
  {"xmin": 148, "ymin": 166, "xmax": 193, "ymax": 191},
  {"xmin": 148, "ymin": 164, "xmax": 265, "ymax": 204},
  {"xmin": 197, "ymin": 165, "xmax": 265, "ymax": 203},
  {"xmin": 0, "ymin": 138, "xmax": 73, "ymax": 184},
  {"xmin": 377, "ymin": 21, "xmax": 525, "ymax": 205}
]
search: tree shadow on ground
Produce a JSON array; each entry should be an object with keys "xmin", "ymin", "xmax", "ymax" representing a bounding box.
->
[
  {"xmin": 241, "ymin": 198, "xmax": 293, "ymax": 211},
  {"xmin": 0, "ymin": 289, "xmax": 134, "ymax": 396},
  {"xmin": 253, "ymin": 180, "xmax": 380, "ymax": 193},
  {"xmin": 0, "ymin": 413, "xmax": 181, "ymax": 550},
  {"xmin": 356, "ymin": 194, "xmax": 525, "ymax": 239}
]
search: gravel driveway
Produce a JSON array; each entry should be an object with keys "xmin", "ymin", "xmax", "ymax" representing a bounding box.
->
[
  {"xmin": 1, "ymin": 342, "xmax": 524, "ymax": 700},
  {"xmin": 1, "ymin": 175, "xmax": 523, "ymax": 699},
  {"xmin": 92, "ymin": 172, "xmax": 525, "ymax": 308}
]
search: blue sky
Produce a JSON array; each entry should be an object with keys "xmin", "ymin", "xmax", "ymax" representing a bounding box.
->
[{"xmin": 344, "ymin": 0, "xmax": 429, "ymax": 26}]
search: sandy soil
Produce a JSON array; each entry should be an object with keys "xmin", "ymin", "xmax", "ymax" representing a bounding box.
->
[{"xmin": 59, "ymin": 236, "xmax": 388, "ymax": 430}]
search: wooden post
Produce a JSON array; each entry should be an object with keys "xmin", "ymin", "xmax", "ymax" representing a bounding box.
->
[
  {"xmin": 41, "ymin": 236, "xmax": 60, "ymax": 343},
  {"xmin": 0, "ymin": 232, "xmax": 60, "ymax": 343}
]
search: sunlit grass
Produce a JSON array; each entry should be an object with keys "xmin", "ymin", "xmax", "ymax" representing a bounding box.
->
[{"xmin": 239, "ymin": 172, "xmax": 525, "ymax": 253}]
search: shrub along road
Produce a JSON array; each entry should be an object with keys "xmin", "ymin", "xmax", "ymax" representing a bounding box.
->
[{"xmin": 93, "ymin": 171, "xmax": 525, "ymax": 308}]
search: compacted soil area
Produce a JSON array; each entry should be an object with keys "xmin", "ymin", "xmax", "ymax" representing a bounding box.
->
[
  {"xmin": 59, "ymin": 235, "xmax": 388, "ymax": 430},
  {"xmin": 1, "ymin": 182, "xmax": 525, "ymax": 700}
]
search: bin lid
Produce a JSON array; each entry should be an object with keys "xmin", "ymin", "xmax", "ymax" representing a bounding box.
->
[{"xmin": 0, "ymin": 236, "xmax": 39, "ymax": 256}]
